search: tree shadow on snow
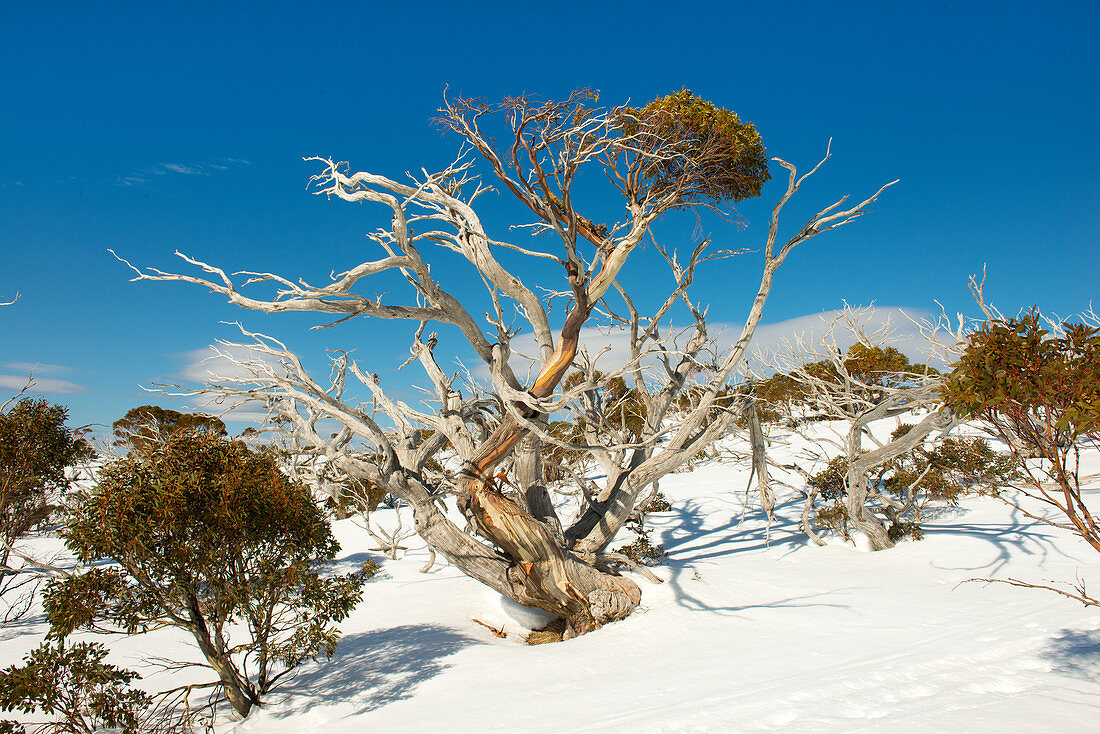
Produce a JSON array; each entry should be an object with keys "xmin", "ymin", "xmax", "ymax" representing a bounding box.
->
[
  {"xmin": 665, "ymin": 568, "xmax": 853, "ymax": 618},
  {"xmin": 924, "ymin": 502, "xmax": 1069, "ymax": 576},
  {"xmin": 270, "ymin": 624, "xmax": 479, "ymax": 717},
  {"xmin": 1039, "ymin": 628, "xmax": 1100, "ymax": 682},
  {"xmin": 0, "ymin": 609, "xmax": 46, "ymax": 643},
  {"xmin": 653, "ymin": 496, "xmax": 808, "ymax": 564}
]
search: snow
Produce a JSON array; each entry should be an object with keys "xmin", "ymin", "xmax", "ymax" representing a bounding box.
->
[{"xmin": 3, "ymin": 420, "xmax": 1098, "ymax": 732}]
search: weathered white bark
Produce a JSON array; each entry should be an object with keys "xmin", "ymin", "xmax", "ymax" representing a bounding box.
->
[
  {"xmin": 764, "ymin": 308, "xmax": 957, "ymax": 550},
  {"xmin": 135, "ymin": 97, "xmax": 896, "ymax": 633}
]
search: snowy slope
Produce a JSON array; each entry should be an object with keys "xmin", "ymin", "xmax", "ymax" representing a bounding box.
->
[{"xmin": 2, "ymin": 421, "xmax": 1098, "ymax": 733}]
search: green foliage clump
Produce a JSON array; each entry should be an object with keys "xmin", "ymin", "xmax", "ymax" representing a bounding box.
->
[
  {"xmin": 754, "ymin": 345, "xmax": 938, "ymax": 423},
  {"xmin": 1, "ymin": 398, "xmax": 93, "ymax": 533},
  {"xmin": 943, "ymin": 308, "xmax": 1100, "ymax": 572},
  {"xmin": 0, "ymin": 640, "xmax": 149, "ymax": 734},
  {"xmin": 887, "ymin": 521, "xmax": 924, "ymax": 542},
  {"xmin": 564, "ymin": 371, "xmax": 647, "ymax": 441},
  {"xmin": 885, "ymin": 427, "xmax": 1020, "ymax": 508},
  {"xmin": 620, "ymin": 89, "xmax": 771, "ymax": 206},
  {"xmin": 542, "ymin": 420, "xmax": 585, "ymax": 485},
  {"xmin": 808, "ymin": 456, "xmax": 855, "ymax": 540},
  {"xmin": 753, "ymin": 372, "xmax": 810, "ymax": 412},
  {"xmin": 46, "ymin": 431, "xmax": 374, "ymax": 718},
  {"xmin": 944, "ymin": 310, "xmax": 1100, "ymax": 450},
  {"xmin": 0, "ymin": 398, "xmax": 93, "ymax": 620},
  {"xmin": 111, "ymin": 404, "xmax": 226, "ymax": 456},
  {"xmin": 808, "ymin": 455, "xmax": 850, "ymax": 501},
  {"xmin": 807, "ymin": 430, "xmax": 1019, "ymax": 541},
  {"xmin": 614, "ymin": 532, "xmax": 668, "ymax": 566},
  {"xmin": 814, "ymin": 503, "xmax": 852, "ymax": 542},
  {"xmin": 803, "ymin": 344, "xmax": 938, "ymax": 397},
  {"xmin": 641, "ymin": 491, "xmax": 672, "ymax": 513}
]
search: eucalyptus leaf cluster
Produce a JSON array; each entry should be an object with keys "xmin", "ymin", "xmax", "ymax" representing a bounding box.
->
[{"xmin": 44, "ymin": 431, "xmax": 375, "ymax": 719}]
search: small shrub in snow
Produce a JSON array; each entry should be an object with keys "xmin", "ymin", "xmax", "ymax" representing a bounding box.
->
[
  {"xmin": 0, "ymin": 397, "xmax": 93, "ymax": 622},
  {"xmin": 0, "ymin": 640, "xmax": 148, "ymax": 734},
  {"xmin": 45, "ymin": 431, "xmax": 375, "ymax": 719},
  {"xmin": 944, "ymin": 306, "xmax": 1100, "ymax": 605},
  {"xmin": 641, "ymin": 491, "xmax": 672, "ymax": 513},
  {"xmin": 805, "ymin": 433, "xmax": 1017, "ymax": 543},
  {"xmin": 615, "ymin": 532, "xmax": 668, "ymax": 566}
]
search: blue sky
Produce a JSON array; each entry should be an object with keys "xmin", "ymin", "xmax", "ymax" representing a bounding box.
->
[{"xmin": 1, "ymin": 1, "xmax": 1097, "ymax": 435}]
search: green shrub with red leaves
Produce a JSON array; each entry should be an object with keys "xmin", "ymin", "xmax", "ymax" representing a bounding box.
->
[
  {"xmin": 0, "ymin": 398, "xmax": 93, "ymax": 621},
  {"xmin": 45, "ymin": 431, "xmax": 375, "ymax": 719},
  {"xmin": 0, "ymin": 641, "xmax": 149, "ymax": 734},
  {"xmin": 943, "ymin": 309, "xmax": 1100, "ymax": 602}
]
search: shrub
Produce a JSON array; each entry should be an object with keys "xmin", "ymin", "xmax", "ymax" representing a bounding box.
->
[
  {"xmin": 45, "ymin": 431, "xmax": 374, "ymax": 719},
  {"xmin": 944, "ymin": 309, "xmax": 1100, "ymax": 454},
  {"xmin": 0, "ymin": 641, "xmax": 149, "ymax": 734},
  {"xmin": 808, "ymin": 456, "xmax": 854, "ymax": 541},
  {"xmin": 618, "ymin": 89, "xmax": 771, "ymax": 206},
  {"xmin": 808, "ymin": 455, "xmax": 849, "ymax": 501},
  {"xmin": 943, "ymin": 308, "xmax": 1100, "ymax": 604},
  {"xmin": 814, "ymin": 503, "xmax": 852, "ymax": 541},
  {"xmin": 806, "ymin": 433, "xmax": 1018, "ymax": 540},
  {"xmin": 614, "ymin": 533, "xmax": 667, "ymax": 566},
  {"xmin": 641, "ymin": 491, "xmax": 672, "ymax": 513},
  {"xmin": 0, "ymin": 398, "xmax": 93, "ymax": 621},
  {"xmin": 541, "ymin": 420, "xmax": 585, "ymax": 485},
  {"xmin": 563, "ymin": 371, "xmax": 647, "ymax": 441}
]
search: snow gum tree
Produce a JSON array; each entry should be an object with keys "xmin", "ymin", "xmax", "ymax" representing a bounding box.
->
[
  {"xmin": 111, "ymin": 404, "xmax": 227, "ymax": 456},
  {"xmin": 120, "ymin": 89, "xmax": 896, "ymax": 637}
]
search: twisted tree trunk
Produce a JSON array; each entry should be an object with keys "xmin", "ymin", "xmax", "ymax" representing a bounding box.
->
[{"xmin": 456, "ymin": 258, "xmax": 645, "ymax": 637}]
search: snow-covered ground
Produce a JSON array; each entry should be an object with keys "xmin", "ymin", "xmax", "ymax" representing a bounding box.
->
[{"xmin": 3, "ymin": 421, "xmax": 1098, "ymax": 733}]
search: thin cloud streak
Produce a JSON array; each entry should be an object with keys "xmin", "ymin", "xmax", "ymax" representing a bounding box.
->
[
  {"xmin": 115, "ymin": 158, "xmax": 251, "ymax": 187},
  {"xmin": 160, "ymin": 162, "xmax": 207, "ymax": 175},
  {"xmin": 2, "ymin": 361, "xmax": 75, "ymax": 374},
  {"xmin": 0, "ymin": 375, "xmax": 87, "ymax": 395}
]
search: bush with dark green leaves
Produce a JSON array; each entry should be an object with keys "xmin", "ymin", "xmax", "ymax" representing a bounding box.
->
[
  {"xmin": 807, "ymin": 431, "xmax": 1019, "ymax": 541},
  {"xmin": 614, "ymin": 532, "xmax": 668, "ymax": 566},
  {"xmin": 884, "ymin": 427, "xmax": 1020, "ymax": 509},
  {"xmin": 0, "ymin": 398, "xmax": 93, "ymax": 620},
  {"xmin": 943, "ymin": 309, "xmax": 1100, "ymax": 459},
  {"xmin": 45, "ymin": 431, "xmax": 375, "ymax": 719},
  {"xmin": 943, "ymin": 308, "xmax": 1100, "ymax": 599},
  {"xmin": 0, "ymin": 641, "xmax": 149, "ymax": 734},
  {"xmin": 563, "ymin": 371, "xmax": 648, "ymax": 441}
]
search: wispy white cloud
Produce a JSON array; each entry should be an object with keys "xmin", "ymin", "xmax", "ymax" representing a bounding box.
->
[
  {"xmin": 170, "ymin": 345, "xmax": 290, "ymax": 428},
  {"xmin": 0, "ymin": 375, "xmax": 87, "ymax": 395},
  {"xmin": 115, "ymin": 158, "xmax": 250, "ymax": 187},
  {"xmin": 2, "ymin": 361, "xmax": 74, "ymax": 374},
  {"xmin": 178, "ymin": 344, "xmax": 286, "ymax": 384},
  {"xmin": 160, "ymin": 162, "xmax": 207, "ymax": 175}
]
